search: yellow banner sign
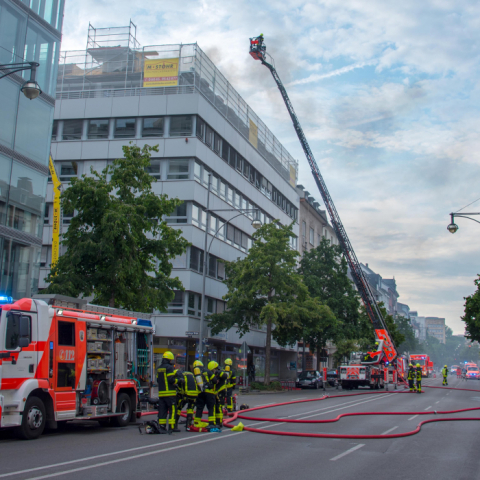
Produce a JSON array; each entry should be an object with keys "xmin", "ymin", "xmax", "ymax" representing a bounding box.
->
[
  {"xmin": 143, "ymin": 58, "xmax": 179, "ymax": 87},
  {"xmin": 48, "ymin": 156, "xmax": 62, "ymax": 267},
  {"xmin": 289, "ymin": 165, "xmax": 296, "ymax": 187},
  {"xmin": 249, "ymin": 119, "xmax": 258, "ymax": 149}
]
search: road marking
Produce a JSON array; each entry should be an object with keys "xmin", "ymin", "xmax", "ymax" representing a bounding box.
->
[
  {"xmin": 408, "ymin": 415, "xmax": 418, "ymax": 421},
  {"xmin": 330, "ymin": 444, "xmax": 365, "ymax": 461},
  {"xmin": 254, "ymin": 402, "xmax": 276, "ymax": 407},
  {"xmin": 424, "ymin": 406, "xmax": 432, "ymax": 410},
  {"xmin": 381, "ymin": 426, "xmax": 398, "ymax": 435},
  {"xmin": 435, "ymin": 401, "xmax": 440, "ymax": 404},
  {"xmin": 291, "ymin": 397, "xmax": 307, "ymax": 400}
]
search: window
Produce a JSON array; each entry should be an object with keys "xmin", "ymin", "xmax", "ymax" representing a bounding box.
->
[
  {"xmin": 226, "ymin": 223, "xmax": 234, "ymax": 242},
  {"xmin": 188, "ymin": 293, "xmax": 198, "ymax": 316},
  {"xmin": 146, "ymin": 160, "xmax": 161, "ymax": 179},
  {"xmin": 40, "ymin": 245, "xmax": 48, "ymax": 267},
  {"xmin": 309, "ymin": 228, "xmax": 314, "ymax": 245},
  {"xmin": 243, "ymin": 160, "xmax": 250, "ymax": 178},
  {"xmin": 168, "ymin": 160, "xmax": 189, "ymax": 179},
  {"xmin": 57, "ymin": 363, "xmax": 75, "ymax": 388},
  {"xmin": 221, "ymin": 140, "xmax": 229, "ymax": 162},
  {"xmin": 58, "ymin": 321, "xmax": 75, "ymax": 346},
  {"xmin": 44, "ymin": 203, "xmax": 50, "ymax": 225},
  {"xmin": 213, "ymin": 132, "xmax": 221, "ymax": 153},
  {"xmin": 207, "ymin": 297, "xmax": 216, "ymax": 314},
  {"xmin": 194, "ymin": 160, "xmax": 201, "ymax": 181},
  {"xmin": 219, "ymin": 181, "xmax": 226, "ymax": 199},
  {"xmin": 59, "ymin": 162, "xmax": 78, "ymax": 181},
  {"xmin": 0, "ymin": 2, "xmax": 27, "ymax": 65},
  {"xmin": 88, "ymin": 119, "xmax": 109, "ymax": 139},
  {"xmin": 114, "ymin": 118, "xmax": 136, "ymax": 138},
  {"xmin": 5, "ymin": 313, "xmax": 31, "ymax": 349},
  {"xmin": 236, "ymin": 155, "xmax": 243, "ymax": 173},
  {"xmin": 62, "ymin": 207, "xmax": 74, "ymax": 224},
  {"xmin": 208, "ymin": 255, "xmax": 217, "ymax": 277},
  {"xmin": 217, "ymin": 261, "xmax": 225, "ymax": 280},
  {"xmin": 62, "ymin": 119, "xmax": 83, "ymax": 140},
  {"xmin": 167, "ymin": 291, "xmax": 184, "ymax": 314},
  {"xmin": 209, "ymin": 214, "xmax": 217, "ymax": 234},
  {"xmin": 202, "ymin": 167, "xmax": 210, "ymax": 186},
  {"xmin": 227, "ymin": 185, "xmax": 233, "ymax": 205},
  {"xmin": 228, "ymin": 147, "xmax": 236, "ymax": 168},
  {"xmin": 205, "ymin": 125, "xmax": 213, "ymax": 147},
  {"xmin": 190, "ymin": 246, "xmax": 204, "ymax": 273},
  {"xmin": 142, "ymin": 117, "xmax": 164, "ymax": 137},
  {"xmin": 196, "ymin": 117, "xmax": 205, "ymax": 141},
  {"xmin": 166, "ymin": 203, "xmax": 187, "ymax": 223},
  {"xmin": 217, "ymin": 218, "xmax": 225, "ymax": 241},
  {"xmin": 302, "ymin": 221, "xmax": 306, "ymax": 238},
  {"xmin": 170, "ymin": 116, "xmax": 193, "ymax": 136},
  {"xmin": 192, "ymin": 204, "xmax": 206, "ymax": 229},
  {"xmin": 52, "ymin": 120, "xmax": 58, "ymax": 140},
  {"xmin": 241, "ymin": 232, "xmax": 249, "ymax": 251},
  {"xmin": 234, "ymin": 190, "xmax": 241, "ymax": 208},
  {"xmin": 317, "ymin": 234, "xmax": 321, "ymax": 246}
]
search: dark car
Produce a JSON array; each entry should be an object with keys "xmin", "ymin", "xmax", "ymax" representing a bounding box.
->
[
  {"xmin": 326, "ymin": 370, "xmax": 338, "ymax": 387},
  {"xmin": 296, "ymin": 370, "xmax": 323, "ymax": 389}
]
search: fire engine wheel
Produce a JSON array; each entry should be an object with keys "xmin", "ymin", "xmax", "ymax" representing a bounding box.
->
[
  {"xmin": 112, "ymin": 393, "xmax": 131, "ymax": 427},
  {"xmin": 16, "ymin": 396, "xmax": 46, "ymax": 440}
]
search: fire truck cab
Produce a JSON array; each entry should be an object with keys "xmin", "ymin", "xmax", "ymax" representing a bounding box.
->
[
  {"xmin": 409, "ymin": 354, "xmax": 433, "ymax": 378},
  {"xmin": 0, "ymin": 296, "xmax": 154, "ymax": 439}
]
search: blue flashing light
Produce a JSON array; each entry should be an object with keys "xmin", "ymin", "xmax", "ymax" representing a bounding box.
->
[
  {"xmin": 136, "ymin": 318, "xmax": 153, "ymax": 327},
  {"xmin": 0, "ymin": 295, "xmax": 13, "ymax": 304}
]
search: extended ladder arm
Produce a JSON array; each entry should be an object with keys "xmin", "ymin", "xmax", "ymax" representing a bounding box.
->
[
  {"xmin": 249, "ymin": 39, "xmax": 397, "ymax": 363},
  {"xmin": 48, "ymin": 155, "xmax": 62, "ymax": 267}
]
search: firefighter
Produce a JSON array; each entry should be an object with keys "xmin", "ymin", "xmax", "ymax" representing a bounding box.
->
[
  {"xmin": 214, "ymin": 362, "xmax": 229, "ymax": 428},
  {"xmin": 407, "ymin": 363, "xmax": 415, "ymax": 392},
  {"xmin": 442, "ymin": 365, "xmax": 449, "ymax": 386},
  {"xmin": 175, "ymin": 369, "xmax": 199, "ymax": 430},
  {"xmin": 157, "ymin": 351, "xmax": 181, "ymax": 433},
  {"xmin": 363, "ymin": 342, "xmax": 379, "ymax": 363},
  {"xmin": 194, "ymin": 361, "xmax": 218, "ymax": 429},
  {"xmin": 224, "ymin": 358, "xmax": 237, "ymax": 412},
  {"xmin": 415, "ymin": 363, "xmax": 422, "ymax": 393}
]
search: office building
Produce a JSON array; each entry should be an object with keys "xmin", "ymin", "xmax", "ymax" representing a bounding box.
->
[{"xmin": 0, "ymin": 0, "xmax": 64, "ymax": 298}]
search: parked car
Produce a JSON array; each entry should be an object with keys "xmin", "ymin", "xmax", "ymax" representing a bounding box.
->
[
  {"xmin": 296, "ymin": 370, "xmax": 323, "ymax": 389},
  {"xmin": 450, "ymin": 365, "xmax": 460, "ymax": 374},
  {"xmin": 327, "ymin": 370, "xmax": 338, "ymax": 387}
]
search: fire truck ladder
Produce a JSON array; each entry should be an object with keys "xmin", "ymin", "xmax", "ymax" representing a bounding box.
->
[{"xmin": 249, "ymin": 37, "xmax": 397, "ymax": 364}]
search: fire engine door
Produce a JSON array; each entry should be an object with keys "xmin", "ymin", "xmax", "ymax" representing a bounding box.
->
[
  {"xmin": 1, "ymin": 311, "xmax": 38, "ymax": 390},
  {"xmin": 51, "ymin": 319, "xmax": 86, "ymax": 419}
]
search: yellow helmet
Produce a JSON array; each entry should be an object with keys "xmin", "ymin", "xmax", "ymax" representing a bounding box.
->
[
  {"xmin": 193, "ymin": 360, "xmax": 203, "ymax": 368},
  {"xmin": 416, "ymin": 363, "xmax": 420, "ymax": 367},
  {"xmin": 409, "ymin": 363, "xmax": 413, "ymax": 367},
  {"xmin": 444, "ymin": 365, "xmax": 448, "ymax": 368},
  {"xmin": 163, "ymin": 351, "xmax": 174, "ymax": 360},
  {"xmin": 224, "ymin": 358, "xmax": 233, "ymax": 366},
  {"xmin": 208, "ymin": 361, "xmax": 219, "ymax": 371}
]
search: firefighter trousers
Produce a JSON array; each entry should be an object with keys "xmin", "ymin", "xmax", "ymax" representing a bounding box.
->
[
  {"xmin": 416, "ymin": 380, "xmax": 422, "ymax": 393},
  {"xmin": 177, "ymin": 395, "xmax": 197, "ymax": 426},
  {"xmin": 195, "ymin": 392, "xmax": 216, "ymax": 425},
  {"xmin": 226, "ymin": 387, "xmax": 234, "ymax": 411},
  {"xmin": 158, "ymin": 396, "xmax": 176, "ymax": 428},
  {"xmin": 408, "ymin": 379, "xmax": 414, "ymax": 392},
  {"xmin": 442, "ymin": 376, "xmax": 448, "ymax": 386},
  {"xmin": 216, "ymin": 390, "xmax": 226, "ymax": 425}
]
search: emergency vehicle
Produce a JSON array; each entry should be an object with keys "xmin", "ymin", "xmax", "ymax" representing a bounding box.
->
[
  {"xmin": 409, "ymin": 354, "xmax": 433, "ymax": 377},
  {"xmin": 339, "ymin": 353, "xmax": 385, "ymax": 390},
  {"xmin": 0, "ymin": 295, "xmax": 155, "ymax": 439}
]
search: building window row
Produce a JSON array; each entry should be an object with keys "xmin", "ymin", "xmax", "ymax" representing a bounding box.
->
[
  {"xmin": 189, "ymin": 246, "xmax": 226, "ymax": 280},
  {"xmin": 52, "ymin": 115, "xmax": 193, "ymax": 141},
  {"xmin": 164, "ymin": 290, "xmax": 225, "ymax": 316},
  {"xmin": 196, "ymin": 116, "xmax": 298, "ymax": 221}
]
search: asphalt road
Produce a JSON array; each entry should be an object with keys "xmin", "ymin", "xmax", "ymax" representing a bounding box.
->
[{"xmin": 1, "ymin": 375, "xmax": 480, "ymax": 480}]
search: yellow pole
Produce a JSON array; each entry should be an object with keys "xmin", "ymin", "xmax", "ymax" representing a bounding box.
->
[{"xmin": 48, "ymin": 155, "xmax": 62, "ymax": 267}]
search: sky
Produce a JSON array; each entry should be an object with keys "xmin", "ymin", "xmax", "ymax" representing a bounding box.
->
[{"xmin": 60, "ymin": 1, "xmax": 480, "ymax": 334}]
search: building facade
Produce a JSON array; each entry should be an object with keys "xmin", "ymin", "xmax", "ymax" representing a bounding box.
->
[
  {"xmin": 0, "ymin": 0, "xmax": 64, "ymax": 299},
  {"xmin": 426, "ymin": 317, "xmax": 446, "ymax": 344},
  {"xmin": 40, "ymin": 24, "xmax": 300, "ymax": 380},
  {"xmin": 361, "ymin": 263, "xmax": 399, "ymax": 316}
]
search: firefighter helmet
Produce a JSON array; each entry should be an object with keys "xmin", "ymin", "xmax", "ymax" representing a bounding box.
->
[
  {"xmin": 163, "ymin": 351, "xmax": 174, "ymax": 360},
  {"xmin": 224, "ymin": 358, "xmax": 233, "ymax": 366},
  {"xmin": 416, "ymin": 363, "xmax": 421, "ymax": 367},
  {"xmin": 208, "ymin": 361, "xmax": 219, "ymax": 371},
  {"xmin": 193, "ymin": 360, "xmax": 203, "ymax": 368},
  {"xmin": 409, "ymin": 363, "xmax": 413, "ymax": 367},
  {"xmin": 444, "ymin": 365, "xmax": 448, "ymax": 368}
]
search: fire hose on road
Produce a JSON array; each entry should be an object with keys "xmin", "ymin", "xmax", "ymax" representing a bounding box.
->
[{"xmin": 221, "ymin": 387, "xmax": 480, "ymax": 439}]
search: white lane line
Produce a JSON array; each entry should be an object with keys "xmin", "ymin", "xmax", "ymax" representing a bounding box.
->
[
  {"xmin": 330, "ymin": 444, "xmax": 365, "ymax": 461},
  {"xmin": 424, "ymin": 406, "xmax": 432, "ymax": 410},
  {"xmin": 291, "ymin": 397, "xmax": 308, "ymax": 400},
  {"xmin": 254, "ymin": 402, "xmax": 276, "ymax": 407},
  {"xmin": 381, "ymin": 426, "xmax": 398, "ymax": 435},
  {"xmin": 435, "ymin": 401, "xmax": 440, "ymax": 404},
  {"xmin": 408, "ymin": 415, "xmax": 418, "ymax": 421}
]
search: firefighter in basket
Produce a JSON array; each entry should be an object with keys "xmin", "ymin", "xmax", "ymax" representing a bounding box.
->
[
  {"xmin": 415, "ymin": 363, "xmax": 422, "ymax": 394},
  {"xmin": 224, "ymin": 358, "xmax": 237, "ymax": 412},
  {"xmin": 157, "ymin": 351, "xmax": 181, "ymax": 433}
]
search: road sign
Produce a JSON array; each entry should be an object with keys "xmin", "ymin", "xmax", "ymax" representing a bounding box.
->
[{"xmin": 185, "ymin": 331, "xmax": 199, "ymax": 336}]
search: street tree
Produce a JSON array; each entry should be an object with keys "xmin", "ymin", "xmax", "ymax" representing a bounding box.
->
[
  {"xmin": 299, "ymin": 237, "xmax": 361, "ymax": 340},
  {"xmin": 463, "ymin": 275, "xmax": 480, "ymax": 343},
  {"xmin": 45, "ymin": 144, "xmax": 189, "ymax": 311},
  {"xmin": 209, "ymin": 221, "xmax": 306, "ymax": 385}
]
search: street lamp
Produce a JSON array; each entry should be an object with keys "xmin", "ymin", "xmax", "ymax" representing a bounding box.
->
[
  {"xmin": 447, "ymin": 212, "xmax": 480, "ymax": 234},
  {"xmin": 198, "ymin": 174, "xmax": 262, "ymax": 361},
  {"xmin": 0, "ymin": 61, "xmax": 42, "ymax": 100}
]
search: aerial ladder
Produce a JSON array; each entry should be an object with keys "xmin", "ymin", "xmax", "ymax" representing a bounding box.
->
[
  {"xmin": 249, "ymin": 36, "xmax": 397, "ymax": 367},
  {"xmin": 48, "ymin": 154, "xmax": 62, "ymax": 267}
]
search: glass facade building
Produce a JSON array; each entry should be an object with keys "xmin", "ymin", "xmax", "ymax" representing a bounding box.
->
[{"xmin": 0, "ymin": 0, "xmax": 63, "ymax": 298}]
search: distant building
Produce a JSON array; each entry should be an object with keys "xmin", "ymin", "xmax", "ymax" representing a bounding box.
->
[
  {"xmin": 360, "ymin": 264, "xmax": 399, "ymax": 316},
  {"xmin": 410, "ymin": 315, "xmax": 426, "ymax": 342},
  {"xmin": 426, "ymin": 317, "xmax": 446, "ymax": 344},
  {"xmin": 397, "ymin": 303, "xmax": 411, "ymax": 318}
]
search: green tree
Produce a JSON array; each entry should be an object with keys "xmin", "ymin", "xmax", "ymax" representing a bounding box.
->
[
  {"xmin": 332, "ymin": 338, "xmax": 358, "ymax": 366},
  {"xmin": 396, "ymin": 315, "xmax": 419, "ymax": 353},
  {"xmin": 209, "ymin": 221, "xmax": 306, "ymax": 385},
  {"xmin": 45, "ymin": 144, "xmax": 189, "ymax": 311},
  {"xmin": 463, "ymin": 275, "xmax": 480, "ymax": 342},
  {"xmin": 299, "ymin": 237, "xmax": 360, "ymax": 340}
]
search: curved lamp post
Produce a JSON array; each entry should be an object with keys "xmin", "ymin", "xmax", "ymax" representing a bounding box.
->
[
  {"xmin": 198, "ymin": 174, "xmax": 262, "ymax": 360},
  {"xmin": 447, "ymin": 212, "xmax": 480, "ymax": 234},
  {"xmin": 0, "ymin": 61, "xmax": 42, "ymax": 100}
]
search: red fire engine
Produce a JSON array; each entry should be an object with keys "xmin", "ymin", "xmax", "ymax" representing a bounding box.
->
[
  {"xmin": 409, "ymin": 354, "xmax": 433, "ymax": 377},
  {"xmin": 0, "ymin": 295, "xmax": 154, "ymax": 439}
]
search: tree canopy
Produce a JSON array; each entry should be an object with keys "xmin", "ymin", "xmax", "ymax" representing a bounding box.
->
[
  {"xmin": 45, "ymin": 144, "xmax": 189, "ymax": 311},
  {"xmin": 463, "ymin": 275, "xmax": 480, "ymax": 343}
]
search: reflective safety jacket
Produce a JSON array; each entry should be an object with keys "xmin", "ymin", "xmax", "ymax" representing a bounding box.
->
[
  {"xmin": 407, "ymin": 367, "xmax": 415, "ymax": 381},
  {"xmin": 442, "ymin": 367, "xmax": 448, "ymax": 377},
  {"xmin": 157, "ymin": 360, "xmax": 178, "ymax": 397},
  {"xmin": 226, "ymin": 367, "xmax": 237, "ymax": 389},
  {"xmin": 415, "ymin": 367, "xmax": 422, "ymax": 381},
  {"xmin": 203, "ymin": 369, "xmax": 219, "ymax": 394},
  {"xmin": 216, "ymin": 369, "xmax": 229, "ymax": 393},
  {"xmin": 177, "ymin": 371, "xmax": 198, "ymax": 397}
]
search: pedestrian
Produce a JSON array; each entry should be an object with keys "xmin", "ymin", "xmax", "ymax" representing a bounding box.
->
[
  {"xmin": 407, "ymin": 363, "xmax": 416, "ymax": 393},
  {"xmin": 157, "ymin": 351, "xmax": 181, "ymax": 433},
  {"xmin": 224, "ymin": 358, "xmax": 237, "ymax": 413},
  {"xmin": 415, "ymin": 363, "xmax": 422, "ymax": 394},
  {"xmin": 441, "ymin": 365, "xmax": 449, "ymax": 386}
]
